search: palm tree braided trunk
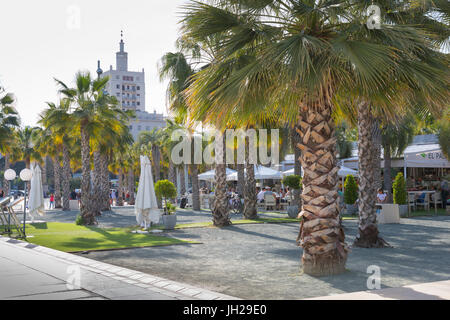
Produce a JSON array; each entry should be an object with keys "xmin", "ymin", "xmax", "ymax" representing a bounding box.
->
[
  {"xmin": 128, "ymin": 169, "xmax": 135, "ymax": 205},
  {"xmin": 92, "ymin": 151, "xmax": 102, "ymax": 216},
  {"xmin": 62, "ymin": 144, "xmax": 71, "ymax": 211},
  {"xmin": 3, "ymin": 154, "xmax": 10, "ymax": 197},
  {"xmin": 237, "ymin": 164, "xmax": 245, "ymax": 197},
  {"xmin": 100, "ymin": 153, "xmax": 111, "ymax": 211},
  {"xmin": 117, "ymin": 168, "xmax": 124, "ymax": 206},
  {"xmin": 383, "ymin": 143, "xmax": 393, "ymax": 203},
  {"xmin": 191, "ymin": 164, "xmax": 201, "ymax": 211},
  {"xmin": 372, "ymin": 118, "xmax": 382, "ymax": 191},
  {"xmin": 53, "ymin": 157, "xmax": 62, "ymax": 209},
  {"xmin": 80, "ymin": 125, "xmax": 95, "ymax": 225},
  {"xmin": 354, "ymin": 102, "xmax": 389, "ymax": 248},
  {"xmin": 243, "ymin": 137, "xmax": 257, "ymax": 219},
  {"xmin": 293, "ymin": 126, "xmax": 303, "ymax": 208},
  {"xmin": 213, "ymin": 133, "xmax": 231, "ymax": 227},
  {"xmin": 296, "ymin": 98, "xmax": 348, "ymax": 277},
  {"xmin": 179, "ymin": 166, "xmax": 186, "ymax": 196}
]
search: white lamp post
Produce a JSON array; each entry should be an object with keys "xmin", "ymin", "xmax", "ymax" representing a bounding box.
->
[
  {"xmin": 3, "ymin": 169, "xmax": 17, "ymax": 234},
  {"xmin": 20, "ymin": 168, "xmax": 33, "ymax": 238}
]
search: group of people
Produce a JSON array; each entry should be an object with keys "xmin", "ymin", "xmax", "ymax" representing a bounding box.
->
[
  {"xmin": 256, "ymin": 186, "xmax": 292, "ymax": 210},
  {"xmin": 109, "ymin": 189, "xmax": 133, "ymax": 206}
]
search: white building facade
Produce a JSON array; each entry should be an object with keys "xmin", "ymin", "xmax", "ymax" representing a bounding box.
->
[{"xmin": 100, "ymin": 36, "xmax": 166, "ymax": 140}]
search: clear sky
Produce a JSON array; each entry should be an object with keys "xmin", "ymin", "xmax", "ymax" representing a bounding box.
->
[{"xmin": 0, "ymin": 0, "xmax": 187, "ymax": 126}]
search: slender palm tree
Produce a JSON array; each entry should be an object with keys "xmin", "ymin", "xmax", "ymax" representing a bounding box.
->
[
  {"xmin": 382, "ymin": 115, "xmax": 417, "ymax": 201},
  {"xmin": 39, "ymin": 100, "xmax": 74, "ymax": 211},
  {"xmin": 181, "ymin": 0, "xmax": 448, "ymax": 275},
  {"xmin": 55, "ymin": 71, "xmax": 112, "ymax": 224},
  {"xmin": 0, "ymin": 88, "xmax": 20, "ymax": 196}
]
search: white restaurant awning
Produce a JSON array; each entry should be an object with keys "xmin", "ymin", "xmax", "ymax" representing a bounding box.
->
[
  {"xmin": 227, "ymin": 166, "xmax": 283, "ymax": 181},
  {"xmin": 404, "ymin": 144, "xmax": 450, "ymax": 168},
  {"xmin": 198, "ymin": 168, "xmax": 237, "ymax": 181}
]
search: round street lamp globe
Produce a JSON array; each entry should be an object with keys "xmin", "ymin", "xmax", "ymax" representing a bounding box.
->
[
  {"xmin": 4, "ymin": 169, "xmax": 17, "ymax": 181},
  {"xmin": 20, "ymin": 168, "xmax": 33, "ymax": 182}
]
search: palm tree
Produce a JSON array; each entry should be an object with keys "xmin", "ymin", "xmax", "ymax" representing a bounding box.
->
[
  {"xmin": 181, "ymin": 0, "xmax": 448, "ymax": 275},
  {"xmin": 0, "ymin": 88, "xmax": 20, "ymax": 196},
  {"xmin": 381, "ymin": 115, "xmax": 416, "ymax": 202},
  {"xmin": 137, "ymin": 129, "xmax": 164, "ymax": 208},
  {"xmin": 39, "ymin": 100, "xmax": 74, "ymax": 211},
  {"xmin": 55, "ymin": 71, "xmax": 112, "ymax": 224}
]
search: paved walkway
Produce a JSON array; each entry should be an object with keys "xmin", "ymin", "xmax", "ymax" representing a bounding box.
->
[
  {"xmin": 83, "ymin": 216, "xmax": 450, "ymax": 300},
  {"xmin": 0, "ymin": 236, "xmax": 238, "ymax": 300},
  {"xmin": 308, "ymin": 280, "xmax": 450, "ymax": 300}
]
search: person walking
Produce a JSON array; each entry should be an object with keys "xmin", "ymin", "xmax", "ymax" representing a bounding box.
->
[
  {"xmin": 111, "ymin": 189, "xmax": 117, "ymax": 206},
  {"xmin": 49, "ymin": 193, "xmax": 55, "ymax": 209}
]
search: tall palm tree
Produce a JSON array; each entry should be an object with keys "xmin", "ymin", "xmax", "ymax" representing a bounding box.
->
[
  {"xmin": 39, "ymin": 100, "xmax": 74, "ymax": 211},
  {"xmin": 0, "ymin": 88, "xmax": 20, "ymax": 196},
  {"xmin": 181, "ymin": 0, "xmax": 448, "ymax": 275},
  {"xmin": 137, "ymin": 129, "xmax": 164, "ymax": 208},
  {"xmin": 55, "ymin": 71, "xmax": 114, "ymax": 224}
]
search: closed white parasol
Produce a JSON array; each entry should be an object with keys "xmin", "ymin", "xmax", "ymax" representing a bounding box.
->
[
  {"xmin": 135, "ymin": 155, "xmax": 161, "ymax": 229},
  {"xmin": 28, "ymin": 162, "xmax": 45, "ymax": 221}
]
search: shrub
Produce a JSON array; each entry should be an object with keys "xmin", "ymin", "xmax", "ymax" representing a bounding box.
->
[
  {"xmin": 282, "ymin": 175, "xmax": 302, "ymax": 190},
  {"xmin": 155, "ymin": 180, "xmax": 177, "ymax": 215},
  {"xmin": 393, "ymin": 172, "xmax": 407, "ymax": 205},
  {"xmin": 75, "ymin": 214, "xmax": 84, "ymax": 226},
  {"xmin": 344, "ymin": 175, "xmax": 358, "ymax": 205}
]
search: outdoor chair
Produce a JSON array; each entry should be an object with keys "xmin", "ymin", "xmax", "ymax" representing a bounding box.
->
[
  {"xmin": 264, "ymin": 194, "xmax": 276, "ymax": 211},
  {"xmin": 408, "ymin": 193, "xmax": 416, "ymax": 213},
  {"xmin": 431, "ymin": 192, "xmax": 442, "ymax": 209},
  {"xmin": 187, "ymin": 194, "xmax": 193, "ymax": 208},
  {"xmin": 416, "ymin": 193, "xmax": 430, "ymax": 211},
  {"xmin": 279, "ymin": 199, "xmax": 289, "ymax": 211}
]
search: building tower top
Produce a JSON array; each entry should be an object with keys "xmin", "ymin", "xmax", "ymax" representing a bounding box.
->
[{"xmin": 116, "ymin": 30, "xmax": 128, "ymax": 71}]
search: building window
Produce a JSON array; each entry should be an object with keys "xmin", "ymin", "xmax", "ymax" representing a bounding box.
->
[
  {"xmin": 137, "ymin": 102, "xmax": 140, "ymax": 106},
  {"xmin": 137, "ymin": 86, "xmax": 140, "ymax": 90},
  {"xmin": 116, "ymin": 85, "xmax": 120, "ymax": 89},
  {"xmin": 116, "ymin": 76, "xmax": 120, "ymax": 79},
  {"xmin": 129, "ymin": 125, "xmax": 133, "ymax": 130},
  {"xmin": 138, "ymin": 126, "xmax": 142, "ymax": 131},
  {"xmin": 146, "ymin": 126, "xmax": 150, "ymax": 131}
]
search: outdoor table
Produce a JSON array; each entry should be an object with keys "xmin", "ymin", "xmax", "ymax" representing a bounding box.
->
[{"xmin": 407, "ymin": 190, "xmax": 437, "ymax": 215}]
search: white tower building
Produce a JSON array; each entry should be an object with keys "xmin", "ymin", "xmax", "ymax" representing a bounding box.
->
[{"xmin": 100, "ymin": 33, "xmax": 166, "ymax": 140}]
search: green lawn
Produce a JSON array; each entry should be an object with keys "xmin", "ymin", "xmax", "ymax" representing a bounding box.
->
[{"xmin": 1, "ymin": 222, "xmax": 196, "ymax": 253}]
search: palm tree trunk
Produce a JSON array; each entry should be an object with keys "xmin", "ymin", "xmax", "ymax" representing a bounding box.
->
[
  {"xmin": 237, "ymin": 164, "xmax": 245, "ymax": 197},
  {"xmin": 62, "ymin": 144, "xmax": 71, "ymax": 211},
  {"xmin": 168, "ymin": 159, "xmax": 176, "ymax": 187},
  {"xmin": 213, "ymin": 133, "xmax": 231, "ymax": 227},
  {"xmin": 152, "ymin": 146, "xmax": 162, "ymax": 209},
  {"xmin": 354, "ymin": 102, "xmax": 389, "ymax": 248},
  {"xmin": 372, "ymin": 119, "xmax": 382, "ymax": 191},
  {"xmin": 180, "ymin": 166, "xmax": 186, "ymax": 195},
  {"xmin": 243, "ymin": 137, "xmax": 257, "ymax": 219},
  {"xmin": 3, "ymin": 154, "xmax": 10, "ymax": 197},
  {"xmin": 191, "ymin": 164, "xmax": 201, "ymax": 211},
  {"xmin": 293, "ymin": 126, "xmax": 302, "ymax": 208},
  {"xmin": 383, "ymin": 144, "xmax": 393, "ymax": 203},
  {"xmin": 296, "ymin": 101, "xmax": 348, "ymax": 277},
  {"xmin": 41, "ymin": 157, "xmax": 48, "ymax": 197},
  {"xmin": 80, "ymin": 125, "xmax": 95, "ymax": 225},
  {"xmin": 117, "ymin": 168, "xmax": 124, "ymax": 206},
  {"xmin": 53, "ymin": 157, "xmax": 62, "ymax": 209},
  {"xmin": 128, "ymin": 169, "xmax": 135, "ymax": 205},
  {"xmin": 100, "ymin": 153, "xmax": 111, "ymax": 211},
  {"xmin": 92, "ymin": 151, "xmax": 102, "ymax": 215}
]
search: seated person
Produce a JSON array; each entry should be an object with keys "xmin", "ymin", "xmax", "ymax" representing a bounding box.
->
[
  {"xmin": 257, "ymin": 188, "xmax": 266, "ymax": 203},
  {"xmin": 376, "ymin": 188, "xmax": 388, "ymax": 204}
]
